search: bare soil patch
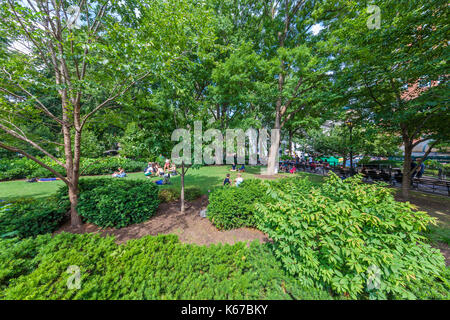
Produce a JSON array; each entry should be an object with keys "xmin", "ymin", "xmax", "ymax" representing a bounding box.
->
[
  {"xmin": 253, "ymin": 174, "xmax": 286, "ymax": 180},
  {"xmin": 55, "ymin": 195, "xmax": 269, "ymax": 246}
]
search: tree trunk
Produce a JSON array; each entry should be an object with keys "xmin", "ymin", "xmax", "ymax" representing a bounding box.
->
[
  {"xmin": 267, "ymin": 123, "xmax": 280, "ymax": 175},
  {"xmin": 288, "ymin": 129, "xmax": 293, "ymax": 157},
  {"xmin": 401, "ymin": 140, "xmax": 413, "ymax": 199},
  {"xmin": 68, "ymin": 183, "xmax": 82, "ymax": 227},
  {"xmin": 180, "ymin": 161, "xmax": 185, "ymax": 213},
  {"xmin": 342, "ymin": 154, "xmax": 347, "ymax": 168}
]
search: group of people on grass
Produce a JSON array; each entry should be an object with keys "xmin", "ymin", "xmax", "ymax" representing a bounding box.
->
[
  {"xmin": 224, "ymin": 162, "xmax": 245, "ymax": 187},
  {"xmin": 144, "ymin": 159, "xmax": 177, "ymax": 178},
  {"xmin": 111, "ymin": 154, "xmax": 177, "ymax": 183},
  {"xmin": 223, "ymin": 173, "xmax": 244, "ymax": 187}
]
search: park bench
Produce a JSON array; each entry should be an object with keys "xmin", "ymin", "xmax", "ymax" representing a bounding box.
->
[{"xmin": 412, "ymin": 177, "xmax": 450, "ymax": 196}]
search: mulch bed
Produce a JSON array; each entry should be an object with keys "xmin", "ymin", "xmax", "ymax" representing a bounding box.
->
[
  {"xmin": 55, "ymin": 195, "xmax": 269, "ymax": 246},
  {"xmin": 253, "ymin": 174, "xmax": 287, "ymax": 180}
]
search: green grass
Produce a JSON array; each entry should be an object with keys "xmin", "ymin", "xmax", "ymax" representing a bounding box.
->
[{"xmin": 0, "ymin": 165, "xmax": 314, "ymax": 201}]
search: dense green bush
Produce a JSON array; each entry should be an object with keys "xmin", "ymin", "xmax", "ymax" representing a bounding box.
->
[
  {"xmin": 0, "ymin": 198, "xmax": 66, "ymax": 239},
  {"xmin": 184, "ymin": 186, "xmax": 202, "ymax": 201},
  {"xmin": 0, "ymin": 232, "xmax": 332, "ymax": 300},
  {"xmin": 0, "ymin": 157, "xmax": 147, "ymax": 181},
  {"xmin": 207, "ymin": 179, "xmax": 268, "ymax": 230},
  {"xmin": 79, "ymin": 157, "xmax": 146, "ymax": 176},
  {"xmin": 255, "ymin": 173, "xmax": 448, "ymax": 299},
  {"xmin": 75, "ymin": 179, "xmax": 160, "ymax": 228},
  {"xmin": 158, "ymin": 188, "xmax": 180, "ymax": 203}
]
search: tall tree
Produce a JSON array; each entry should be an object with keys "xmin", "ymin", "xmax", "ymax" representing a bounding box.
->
[
  {"xmin": 325, "ymin": 0, "xmax": 449, "ymax": 197},
  {"xmin": 0, "ymin": 0, "xmax": 213, "ymax": 225}
]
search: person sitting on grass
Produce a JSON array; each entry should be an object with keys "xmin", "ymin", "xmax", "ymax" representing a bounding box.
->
[
  {"xmin": 235, "ymin": 173, "xmax": 244, "ymax": 187},
  {"xmin": 169, "ymin": 163, "xmax": 177, "ymax": 176},
  {"xmin": 144, "ymin": 162, "xmax": 154, "ymax": 177},
  {"xmin": 289, "ymin": 165, "xmax": 297, "ymax": 174},
  {"xmin": 223, "ymin": 173, "xmax": 231, "ymax": 186},
  {"xmin": 164, "ymin": 159, "xmax": 171, "ymax": 172},
  {"xmin": 112, "ymin": 167, "xmax": 126, "ymax": 178},
  {"xmin": 230, "ymin": 163, "xmax": 236, "ymax": 171},
  {"xmin": 157, "ymin": 165, "xmax": 165, "ymax": 176},
  {"xmin": 239, "ymin": 164, "xmax": 245, "ymax": 172}
]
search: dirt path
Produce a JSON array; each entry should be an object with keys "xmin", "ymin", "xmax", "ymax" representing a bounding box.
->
[
  {"xmin": 395, "ymin": 191, "xmax": 450, "ymax": 265},
  {"xmin": 56, "ymin": 195, "xmax": 269, "ymax": 246}
]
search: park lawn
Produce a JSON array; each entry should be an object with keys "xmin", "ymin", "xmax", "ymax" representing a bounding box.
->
[
  {"xmin": 1, "ymin": 166, "xmax": 447, "ymax": 245},
  {"xmin": 0, "ymin": 165, "xmax": 308, "ymax": 201}
]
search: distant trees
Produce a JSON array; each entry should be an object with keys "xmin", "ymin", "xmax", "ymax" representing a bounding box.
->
[{"xmin": 324, "ymin": 0, "xmax": 449, "ymax": 197}]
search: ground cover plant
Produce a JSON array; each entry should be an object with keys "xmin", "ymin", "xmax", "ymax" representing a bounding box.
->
[
  {"xmin": 254, "ymin": 173, "xmax": 449, "ymax": 299},
  {"xmin": 0, "ymin": 232, "xmax": 332, "ymax": 300}
]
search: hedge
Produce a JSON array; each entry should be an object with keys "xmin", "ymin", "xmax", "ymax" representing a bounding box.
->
[
  {"xmin": 0, "ymin": 198, "xmax": 66, "ymax": 239},
  {"xmin": 0, "ymin": 157, "xmax": 147, "ymax": 181},
  {"xmin": 71, "ymin": 178, "xmax": 160, "ymax": 228},
  {"xmin": 207, "ymin": 179, "xmax": 269, "ymax": 230}
]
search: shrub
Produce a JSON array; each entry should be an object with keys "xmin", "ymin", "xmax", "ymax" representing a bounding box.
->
[
  {"xmin": 55, "ymin": 178, "xmax": 116, "ymax": 210},
  {"xmin": 184, "ymin": 187, "xmax": 202, "ymax": 201},
  {"xmin": 158, "ymin": 188, "xmax": 180, "ymax": 203},
  {"xmin": 0, "ymin": 232, "xmax": 333, "ymax": 300},
  {"xmin": 0, "ymin": 198, "xmax": 66, "ymax": 239},
  {"xmin": 0, "ymin": 157, "xmax": 147, "ymax": 181},
  {"xmin": 76, "ymin": 179, "xmax": 160, "ymax": 228},
  {"xmin": 255, "ymin": 173, "xmax": 448, "ymax": 299},
  {"xmin": 207, "ymin": 179, "xmax": 268, "ymax": 230}
]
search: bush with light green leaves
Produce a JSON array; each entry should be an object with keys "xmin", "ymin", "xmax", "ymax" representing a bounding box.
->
[{"xmin": 255, "ymin": 173, "xmax": 448, "ymax": 299}]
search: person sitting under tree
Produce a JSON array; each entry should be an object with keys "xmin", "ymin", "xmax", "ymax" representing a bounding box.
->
[{"xmin": 223, "ymin": 173, "xmax": 231, "ymax": 186}]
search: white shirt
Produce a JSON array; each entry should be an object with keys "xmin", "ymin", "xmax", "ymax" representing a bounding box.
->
[{"xmin": 236, "ymin": 177, "xmax": 243, "ymax": 187}]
